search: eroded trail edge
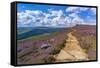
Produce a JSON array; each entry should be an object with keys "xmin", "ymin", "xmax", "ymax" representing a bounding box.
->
[{"xmin": 54, "ymin": 30, "xmax": 89, "ymax": 62}]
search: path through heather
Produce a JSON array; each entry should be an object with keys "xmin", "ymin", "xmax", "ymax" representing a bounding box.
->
[{"xmin": 54, "ymin": 30, "xmax": 89, "ymax": 62}]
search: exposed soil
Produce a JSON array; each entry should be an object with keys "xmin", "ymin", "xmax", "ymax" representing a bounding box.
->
[{"xmin": 54, "ymin": 30, "xmax": 89, "ymax": 62}]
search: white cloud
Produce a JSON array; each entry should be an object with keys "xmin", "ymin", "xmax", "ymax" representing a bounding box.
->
[
  {"xmin": 90, "ymin": 8, "xmax": 96, "ymax": 15},
  {"xmin": 48, "ymin": 10, "xmax": 73, "ymax": 27},
  {"xmin": 17, "ymin": 10, "xmax": 45, "ymax": 27},
  {"xmin": 25, "ymin": 10, "xmax": 42, "ymax": 15},
  {"xmin": 66, "ymin": 7, "xmax": 79, "ymax": 12},
  {"xmin": 17, "ymin": 8, "xmax": 96, "ymax": 27},
  {"xmin": 68, "ymin": 13, "xmax": 78, "ymax": 18},
  {"xmin": 68, "ymin": 12, "xmax": 84, "ymax": 26},
  {"xmin": 72, "ymin": 16, "xmax": 84, "ymax": 25},
  {"xmin": 66, "ymin": 7, "xmax": 96, "ymax": 15},
  {"xmin": 17, "ymin": 9, "xmax": 82, "ymax": 27},
  {"xmin": 49, "ymin": 10, "xmax": 63, "ymax": 17},
  {"xmin": 42, "ymin": 10, "xmax": 66, "ymax": 27},
  {"xmin": 17, "ymin": 12, "xmax": 32, "ymax": 24},
  {"xmin": 66, "ymin": 7, "xmax": 89, "ymax": 13},
  {"xmin": 79, "ymin": 7, "xmax": 89, "ymax": 11}
]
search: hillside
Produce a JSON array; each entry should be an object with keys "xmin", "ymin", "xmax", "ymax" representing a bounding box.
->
[
  {"xmin": 17, "ymin": 25, "xmax": 96, "ymax": 64},
  {"xmin": 54, "ymin": 31, "xmax": 88, "ymax": 62}
]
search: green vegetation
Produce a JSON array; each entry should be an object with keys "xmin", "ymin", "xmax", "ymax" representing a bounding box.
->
[
  {"xmin": 79, "ymin": 36, "xmax": 92, "ymax": 49},
  {"xmin": 18, "ymin": 33, "xmax": 50, "ymax": 42},
  {"xmin": 17, "ymin": 28, "xmax": 32, "ymax": 35},
  {"xmin": 18, "ymin": 31, "xmax": 60, "ymax": 42},
  {"xmin": 52, "ymin": 32, "xmax": 59, "ymax": 36},
  {"xmin": 32, "ymin": 44, "xmax": 39, "ymax": 53},
  {"xmin": 44, "ymin": 56, "xmax": 55, "ymax": 63},
  {"xmin": 78, "ymin": 35, "xmax": 96, "ymax": 60},
  {"xmin": 79, "ymin": 36, "xmax": 96, "ymax": 51},
  {"xmin": 49, "ymin": 48, "xmax": 60, "ymax": 55},
  {"xmin": 50, "ymin": 39, "xmax": 66, "ymax": 55},
  {"xmin": 89, "ymin": 37, "xmax": 96, "ymax": 50}
]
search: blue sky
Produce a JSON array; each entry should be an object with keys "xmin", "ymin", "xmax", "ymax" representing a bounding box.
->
[
  {"xmin": 17, "ymin": 3, "xmax": 67, "ymax": 13},
  {"xmin": 17, "ymin": 3, "xmax": 96, "ymax": 27}
]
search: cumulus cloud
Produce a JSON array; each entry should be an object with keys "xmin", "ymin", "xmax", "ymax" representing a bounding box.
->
[
  {"xmin": 66, "ymin": 7, "xmax": 79, "ymax": 12},
  {"xmin": 66, "ymin": 6, "xmax": 96, "ymax": 15},
  {"xmin": 50, "ymin": 10, "xmax": 63, "ymax": 17},
  {"xmin": 17, "ymin": 10, "xmax": 46, "ymax": 27},
  {"xmin": 25, "ymin": 10, "xmax": 42, "ymax": 15},
  {"xmin": 66, "ymin": 7, "xmax": 96, "ymax": 25},
  {"xmin": 68, "ymin": 12, "xmax": 84, "ymax": 26},
  {"xmin": 66, "ymin": 7, "xmax": 89, "ymax": 13},
  {"xmin": 68, "ymin": 13, "xmax": 78, "ymax": 18},
  {"xmin": 18, "ymin": 9, "xmax": 67, "ymax": 27},
  {"xmin": 90, "ymin": 8, "xmax": 96, "ymax": 15},
  {"xmin": 17, "ymin": 7, "xmax": 96, "ymax": 27},
  {"xmin": 17, "ymin": 12, "xmax": 32, "ymax": 24}
]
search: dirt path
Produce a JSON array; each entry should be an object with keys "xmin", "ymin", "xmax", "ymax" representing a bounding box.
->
[{"xmin": 54, "ymin": 30, "xmax": 88, "ymax": 62}]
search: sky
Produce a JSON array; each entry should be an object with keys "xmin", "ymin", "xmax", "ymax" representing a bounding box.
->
[{"xmin": 17, "ymin": 3, "xmax": 96, "ymax": 27}]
